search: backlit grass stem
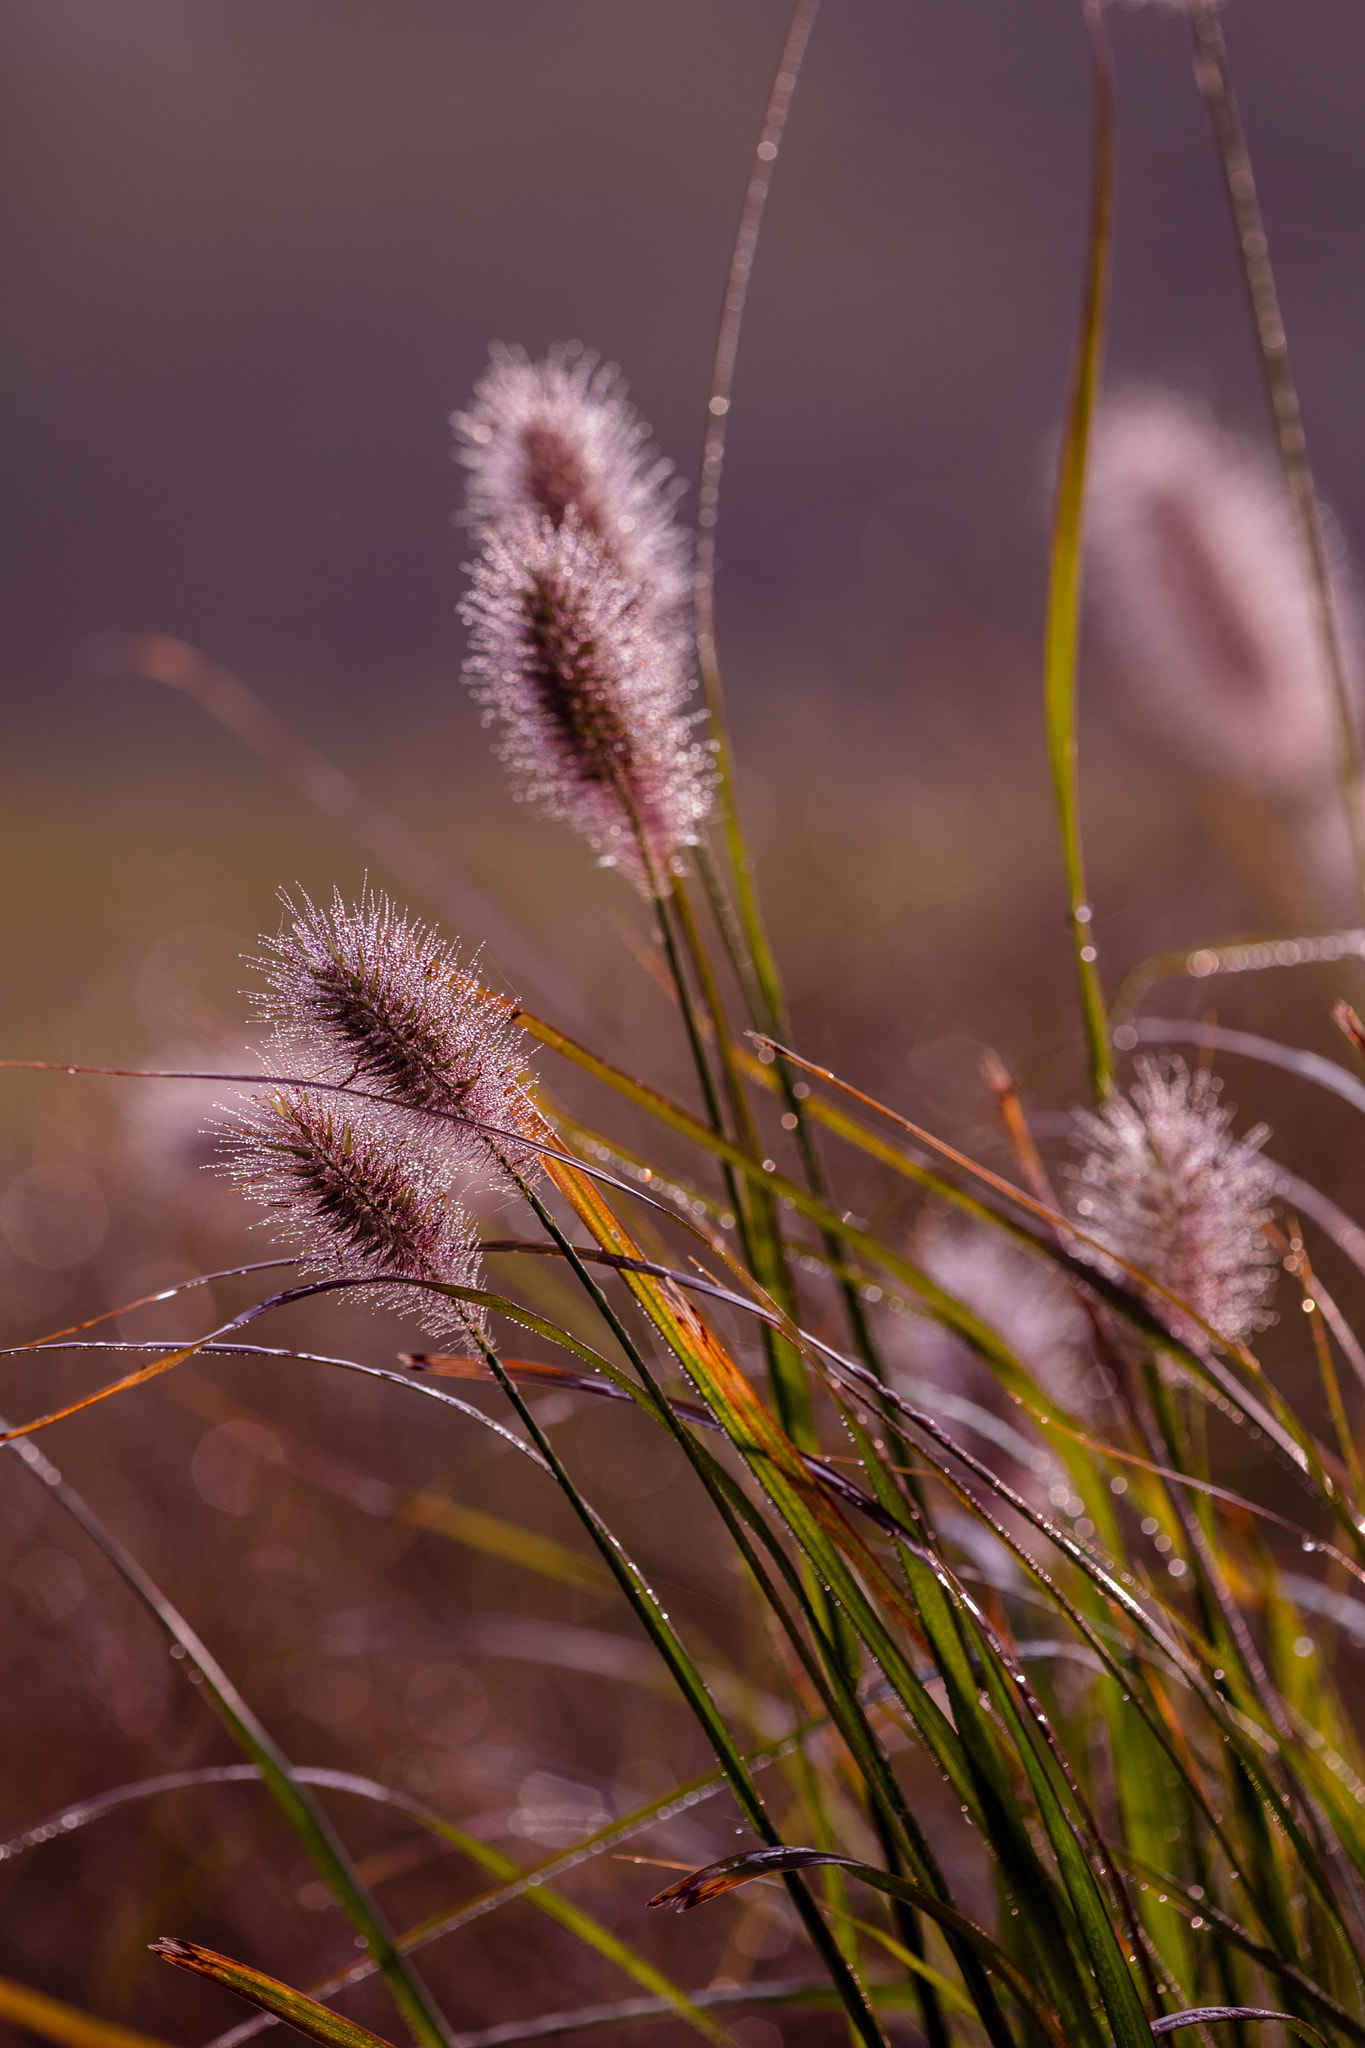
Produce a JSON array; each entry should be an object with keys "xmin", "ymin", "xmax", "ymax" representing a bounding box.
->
[{"xmin": 1044, "ymin": 0, "xmax": 1115, "ymax": 1101}]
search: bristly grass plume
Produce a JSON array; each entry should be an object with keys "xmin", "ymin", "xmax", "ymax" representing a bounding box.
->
[
  {"xmin": 1067, "ymin": 1053, "xmax": 1279, "ymax": 1347},
  {"xmin": 219, "ymin": 1089, "xmax": 485, "ymax": 1340},
  {"xmin": 1086, "ymin": 385, "xmax": 1362, "ymax": 795},
  {"xmin": 217, "ymin": 889, "xmax": 545, "ymax": 1337},
  {"xmin": 455, "ymin": 346, "xmax": 713, "ymax": 889},
  {"xmin": 256, "ymin": 888, "xmax": 539, "ymax": 1184},
  {"xmin": 453, "ymin": 342, "xmax": 692, "ymax": 626},
  {"xmin": 905, "ymin": 1216, "xmax": 1101, "ymax": 1417}
]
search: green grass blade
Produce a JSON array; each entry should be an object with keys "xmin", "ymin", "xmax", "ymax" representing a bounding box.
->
[
  {"xmin": 4, "ymin": 1430, "xmax": 451, "ymax": 2048},
  {"xmin": 456, "ymin": 1326, "xmax": 889, "ymax": 2048},
  {"xmin": 1115, "ymin": 1854, "xmax": 1365, "ymax": 2044},
  {"xmin": 651, "ymin": 1847, "xmax": 1066, "ymax": 2048},
  {"xmin": 1042, "ymin": 0, "xmax": 1115, "ymax": 1100},
  {"xmin": 692, "ymin": 0, "xmax": 822, "ymax": 1037},
  {"xmin": 964, "ymin": 1610, "xmax": 1153, "ymax": 2048},
  {"xmin": 368, "ymin": 1804, "xmax": 738, "ymax": 2048}
]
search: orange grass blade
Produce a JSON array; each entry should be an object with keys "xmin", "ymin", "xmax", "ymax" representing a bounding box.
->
[
  {"xmin": 0, "ymin": 1975, "xmax": 177, "ymax": 2048},
  {"xmin": 150, "ymin": 1942, "xmax": 394, "ymax": 2048}
]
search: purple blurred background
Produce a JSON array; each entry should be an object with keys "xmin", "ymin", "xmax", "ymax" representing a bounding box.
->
[
  {"xmin": 5, "ymin": 1, "xmax": 1365, "ymax": 1094},
  {"xmin": 5, "ymin": 8, "xmax": 1365, "ymax": 2035}
]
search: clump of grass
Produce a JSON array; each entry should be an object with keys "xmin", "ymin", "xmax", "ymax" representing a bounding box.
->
[{"xmin": 10, "ymin": 9, "xmax": 1365, "ymax": 2048}]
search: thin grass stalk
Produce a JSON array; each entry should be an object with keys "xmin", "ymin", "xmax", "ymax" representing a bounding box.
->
[
  {"xmin": 1115, "ymin": 1856, "xmax": 1365, "ymax": 2046},
  {"xmin": 622, "ymin": 835, "xmax": 817, "ymax": 1517},
  {"xmin": 693, "ymin": 0, "xmax": 822, "ymax": 1034},
  {"xmin": 694, "ymin": 836, "xmax": 766, "ymax": 1024},
  {"xmin": 690, "ymin": 869, "xmax": 897, "ymax": 1397},
  {"xmin": 459, "ymin": 1323, "xmax": 890, "ymax": 2048},
  {"xmin": 1044, "ymin": 0, "xmax": 1115, "ymax": 1100},
  {"xmin": 836, "ymin": 1359, "xmax": 1365, "ymax": 1989},
  {"xmin": 460, "ymin": 1142, "xmax": 896, "ymax": 2041},
  {"xmin": 666, "ymin": 871, "xmax": 816, "ymax": 1444},
  {"xmin": 630, "ymin": 823, "xmax": 772, "ymax": 1386},
  {"xmin": 643, "ymin": 859, "xmax": 728, "ymax": 1142},
  {"xmin": 1139, "ymin": 1376, "xmax": 1365, "ymax": 1985},
  {"xmin": 492, "ymin": 1153, "xmax": 1015, "ymax": 2043},
  {"xmin": 648, "ymin": 1411, "xmax": 1021, "ymax": 2048},
  {"xmin": 520, "ymin": 1136, "xmax": 1116, "ymax": 2037},
  {"xmin": 852, "ymin": 1391, "xmax": 1247, "ymax": 1889},
  {"xmin": 1, "ymin": 1429, "xmax": 453, "ymax": 2048},
  {"xmin": 1186, "ymin": 0, "xmax": 1365, "ymax": 919},
  {"xmin": 966, "ymin": 1637, "xmax": 1156, "ymax": 2046},
  {"xmin": 864, "ymin": 1807, "xmax": 951, "ymax": 2048},
  {"xmin": 832, "ymin": 1403, "xmax": 1015, "ymax": 2041},
  {"xmin": 680, "ymin": 0, "xmax": 894, "ymax": 1403}
]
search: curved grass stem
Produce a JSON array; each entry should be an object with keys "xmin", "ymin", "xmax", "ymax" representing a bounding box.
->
[
  {"xmin": 1044, "ymin": 0, "xmax": 1115, "ymax": 1101},
  {"xmin": 2, "ymin": 1428, "xmax": 453, "ymax": 2048}
]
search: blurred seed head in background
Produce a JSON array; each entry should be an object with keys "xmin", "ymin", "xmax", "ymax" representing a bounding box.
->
[
  {"xmin": 1086, "ymin": 385, "xmax": 1363, "ymax": 800},
  {"xmin": 1066, "ymin": 1053, "xmax": 1278, "ymax": 1347}
]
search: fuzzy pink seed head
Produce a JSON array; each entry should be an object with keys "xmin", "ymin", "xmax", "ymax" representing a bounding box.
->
[
  {"xmin": 1086, "ymin": 386, "xmax": 1362, "ymax": 796},
  {"xmin": 220, "ymin": 1088, "xmax": 486, "ymax": 1340},
  {"xmin": 254, "ymin": 888, "xmax": 540, "ymax": 1189},
  {"xmin": 460, "ymin": 511, "xmax": 713, "ymax": 890},
  {"xmin": 452, "ymin": 341, "xmax": 692, "ymax": 629},
  {"xmin": 902, "ymin": 1217, "xmax": 1100, "ymax": 1417},
  {"xmin": 1066, "ymin": 1055, "xmax": 1278, "ymax": 1347}
]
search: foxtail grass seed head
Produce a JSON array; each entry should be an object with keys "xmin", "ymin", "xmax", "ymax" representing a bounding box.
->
[
  {"xmin": 905, "ymin": 1218, "xmax": 1101, "ymax": 1417},
  {"xmin": 1086, "ymin": 386, "xmax": 1361, "ymax": 795},
  {"xmin": 460, "ymin": 510, "xmax": 713, "ymax": 888},
  {"xmin": 256, "ymin": 889, "xmax": 540, "ymax": 1186},
  {"xmin": 452, "ymin": 342, "xmax": 692, "ymax": 625},
  {"xmin": 220, "ymin": 1089, "xmax": 485, "ymax": 1340},
  {"xmin": 1066, "ymin": 1055, "xmax": 1278, "ymax": 1347}
]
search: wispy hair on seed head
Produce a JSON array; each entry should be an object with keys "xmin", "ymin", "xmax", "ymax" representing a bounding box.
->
[
  {"xmin": 454, "ymin": 344, "xmax": 712, "ymax": 888},
  {"xmin": 1086, "ymin": 385, "xmax": 1362, "ymax": 796},
  {"xmin": 1066, "ymin": 1053, "xmax": 1278, "ymax": 1347},
  {"xmin": 452, "ymin": 341, "xmax": 692, "ymax": 628},
  {"xmin": 255, "ymin": 887, "xmax": 540, "ymax": 1187},
  {"xmin": 216, "ymin": 886, "xmax": 546, "ymax": 1338},
  {"xmin": 460, "ymin": 511, "xmax": 713, "ymax": 891},
  {"xmin": 219, "ymin": 1088, "xmax": 486, "ymax": 1341}
]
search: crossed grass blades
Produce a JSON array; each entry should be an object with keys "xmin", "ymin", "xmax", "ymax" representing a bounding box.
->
[{"xmin": 9, "ymin": 4, "xmax": 1365, "ymax": 2047}]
